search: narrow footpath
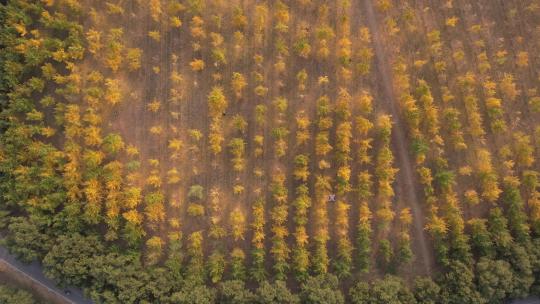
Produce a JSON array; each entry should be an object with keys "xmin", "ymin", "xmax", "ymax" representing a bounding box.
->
[{"xmin": 360, "ymin": 0, "xmax": 434, "ymax": 275}]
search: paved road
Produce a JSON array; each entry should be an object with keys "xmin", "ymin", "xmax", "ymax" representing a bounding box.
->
[
  {"xmin": 511, "ymin": 297, "xmax": 540, "ymax": 304},
  {"xmin": 0, "ymin": 246, "xmax": 93, "ymax": 304}
]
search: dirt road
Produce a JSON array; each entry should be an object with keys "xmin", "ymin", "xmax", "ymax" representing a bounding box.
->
[{"xmin": 361, "ymin": 0, "xmax": 434, "ymax": 275}]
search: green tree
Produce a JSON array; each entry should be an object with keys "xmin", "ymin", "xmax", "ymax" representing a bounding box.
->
[
  {"xmin": 413, "ymin": 277, "xmax": 441, "ymax": 304},
  {"xmin": 438, "ymin": 261, "xmax": 485, "ymax": 304},
  {"xmin": 103, "ymin": 133, "xmax": 125, "ymax": 154},
  {"xmin": 507, "ymin": 244, "xmax": 534, "ymax": 298},
  {"xmin": 170, "ymin": 285, "xmax": 216, "ymax": 304},
  {"xmin": 255, "ymin": 280, "xmax": 299, "ymax": 304},
  {"xmin": 88, "ymin": 253, "xmax": 150, "ymax": 303},
  {"xmin": 349, "ymin": 281, "xmax": 370, "ymax": 304},
  {"xmin": 208, "ymin": 87, "xmax": 228, "ymax": 117},
  {"xmin": 208, "ymin": 251, "xmax": 226, "ymax": 283},
  {"xmin": 230, "ymin": 248, "xmax": 246, "ymax": 280},
  {"xmin": 378, "ymin": 239, "xmax": 393, "ymax": 271},
  {"xmin": 43, "ymin": 234, "xmax": 104, "ymax": 287},
  {"xmin": 300, "ymin": 274, "xmax": 344, "ymax": 304},
  {"xmin": 476, "ymin": 257, "xmax": 513, "ymax": 303},
  {"xmin": 369, "ymin": 276, "xmax": 417, "ymax": 304},
  {"xmin": 188, "ymin": 185, "xmax": 204, "ymax": 200},
  {"xmin": 487, "ymin": 208, "xmax": 513, "ymax": 253},
  {"xmin": 217, "ymin": 280, "xmax": 255, "ymax": 304},
  {"xmin": 5, "ymin": 217, "xmax": 50, "ymax": 263},
  {"xmin": 0, "ymin": 284, "xmax": 38, "ymax": 304},
  {"xmin": 145, "ymin": 236, "xmax": 163, "ymax": 266},
  {"xmin": 468, "ymin": 218, "xmax": 494, "ymax": 258}
]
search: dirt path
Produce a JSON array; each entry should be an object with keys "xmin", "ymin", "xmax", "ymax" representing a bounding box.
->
[{"xmin": 361, "ymin": 0, "xmax": 434, "ymax": 275}]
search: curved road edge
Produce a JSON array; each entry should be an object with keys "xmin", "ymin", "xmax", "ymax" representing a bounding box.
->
[{"xmin": 0, "ymin": 246, "xmax": 92, "ymax": 304}]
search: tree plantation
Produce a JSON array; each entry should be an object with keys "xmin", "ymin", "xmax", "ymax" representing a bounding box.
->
[{"xmin": 1, "ymin": 0, "xmax": 540, "ymax": 303}]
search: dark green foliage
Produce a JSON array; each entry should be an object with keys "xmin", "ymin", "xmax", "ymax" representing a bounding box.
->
[
  {"xmin": 377, "ymin": 239, "xmax": 393, "ymax": 271},
  {"xmin": 501, "ymin": 184, "xmax": 530, "ymax": 244},
  {"xmin": 165, "ymin": 236, "xmax": 184, "ymax": 282},
  {"xmin": 5, "ymin": 217, "xmax": 50, "ymax": 263},
  {"xmin": 230, "ymin": 252, "xmax": 246, "ymax": 281},
  {"xmin": 393, "ymin": 235, "xmax": 413, "ymax": 269},
  {"xmin": 207, "ymin": 251, "xmax": 226, "ymax": 284},
  {"xmin": 434, "ymin": 169, "xmax": 455, "ymax": 192},
  {"xmin": 433, "ymin": 234, "xmax": 450, "ymax": 267},
  {"xmin": 438, "ymin": 261, "xmax": 485, "ymax": 304},
  {"xmin": 369, "ymin": 276, "xmax": 416, "ymax": 304},
  {"xmin": 349, "ymin": 281, "xmax": 370, "ymax": 304},
  {"xmin": 103, "ymin": 133, "xmax": 124, "ymax": 154},
  {"xmin": 255, "ymin": 280, "xmax": 299, "ymax": 304},
  {"xmin": 506, "ymin": 244, "xmax": 534, "ymax": 298},
  {"xmin": 475, "ymin": 257, "xmax": 513, "ymax": 303},
  {"xmin": 250, "ymin": 248, "xmax": 267, "ymax": 283},
  {"xmin": 300, "ymin": 274, "xmax": 344, "ymax": 304},
  {"xmin": 447, "ymin": 230, "xmax": 473, "ymax": 266},
  {"xmin": 468, "ymin": 219, "xmax": 494, "ymax": 258},
  {"xmin": 523, "ymin": 171, "xmax": 539, "ymax": 192},
  {"xmin": 88, "ymin": 253, "xmax": 150, "ymax": 303},
  {"xmin": 0, "ymin": 284, "xmax": 39, "ymax": 304},
  {"xmin": 217, "ymin": 280, "xmax": 255, "ymax": 304},
  {"xmin": 188, "ymin": 185, "xmax": 205, "ymax": 200},
  {"xmin": 411, "ymin": 138, "xmax": 429, "ymax": 159},
  {"xmin": 355, "ymin": 223, "xmax": 371, "ymax": 272},
  {"xmin": 529, "ymin": 239, "xmax": 540, "ymax": 296},
  {"xmin": 122, "ymin": 221, "xmax": 145, "ymax": 247},
  {"xmin": 170, "ymin": 285, "xmax": 216, "ymax": 304},
  {"xmin": 487, "ymin": 208, "xmax": 513, "ymax": 253},
  {"xmin": 43, "ymin": 234, "xmax": 104, "ymax": 287},
  {"xmin": 413, "ymin": 277, "xmax": 441, "ymax": 304},
  {"xmin": 349, "ymin": 276, "xmax": 416, "ymax": 304}
]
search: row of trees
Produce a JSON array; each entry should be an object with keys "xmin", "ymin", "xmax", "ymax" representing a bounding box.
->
[
  {"xmin": 333, "ymin": 88, "xmax": 353, "ymax": 277},
  {"xmin": 355, "ymin": 91, "xmax": 375, "ymax": 273},
  {"xmin": 312, "ymin": 94, "xmax": 333, "ymax": 275}
]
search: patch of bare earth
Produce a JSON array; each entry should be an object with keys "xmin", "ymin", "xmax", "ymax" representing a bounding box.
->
[{"xmin": 361, "ymin": 0, "xmax": 435, "ymax": 276}]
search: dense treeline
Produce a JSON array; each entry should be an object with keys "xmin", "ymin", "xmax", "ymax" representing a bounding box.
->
[{"xmin": 0, "ymin": 283, "xmax": 42, "ymax": 304}]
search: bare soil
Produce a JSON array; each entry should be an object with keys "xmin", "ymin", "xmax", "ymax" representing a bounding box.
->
[{"xmin": 361, "ymin": 0, "xmax": 435, "ymax": 276}]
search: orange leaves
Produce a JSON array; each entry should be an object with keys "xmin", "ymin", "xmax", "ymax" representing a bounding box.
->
[
  {"xmin": 425, "ymin": 215, "xmax": 448, "ymax": 236},
  {"xmin": 335, "ymin": 201, "xmax": 350, "ymax": 235},
  {"xmin": 83, "ymin": 126, "xmax": 102, "ymax": 147},
  {"xmin": 105, "ymin": 78, "xmax": 122, "ymax": 105},
  {"xmin": 376, "ymin": 205, "xmax": 395, "ymax": 226},
  {"xmin": 149, "ymin": 0, "xmax": 162, "ymax": 22},
  {"xmin": 293, "ymin": 155, "xmax": 310, "ymax": 182},
  {"xmin": 126, "ymin": 48, "xmax": 142, "ymax": 71},
  {"xmin": 105, "ymin": 28, "xmax": 124, "ymax": 72},
  {"xmin": 251, "ymin": 198, "xmax": 266, "ymax": 249},
  {"xmin": 190, "ymin": 16, "xmax": 206, "ymax": 40},
  {"xmin": 146, "ymin": 171, "xmax": 162, "ymax": 189},
  {"xmin": 123, "ymin": 209, "xmax": 142, "ymax": 225},
  {"xmin": 476, "ymin": 148, "xmax": 501, "ymax": 203},
  {"xmin": 399, "ymin": 208, "xmax": 413, "ymax": 226},
  {"xmin": 231, "ymin": 72, "xmax": 247, "ymax": 99},
  {"xmin": 84, "ymin": 178, "xmax": 101, "ymax": 205},
  {"xmin": 86, "ymin": 29, "xmax": 102, "ymax": 55},
  {"xmin": 145, "ymin": 197, "xmax": 165, "ymax": 224},
  {"xmin": 123, "ymin": 187, "xmax": 142, "ymax": 209}
]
